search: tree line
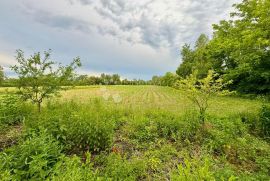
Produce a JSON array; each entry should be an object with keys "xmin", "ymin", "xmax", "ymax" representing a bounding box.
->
[{"xmin": 0, "ymin": 65, "xmax": 178, "ymax": 87}]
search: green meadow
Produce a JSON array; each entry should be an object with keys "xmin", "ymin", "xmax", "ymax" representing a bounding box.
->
[{"xmin": 1, "ymin": 86, "xmax": 269, "ymax": 180}]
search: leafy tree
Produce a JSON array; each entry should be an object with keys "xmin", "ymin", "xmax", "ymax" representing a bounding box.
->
[
  {"xmin": 11, "ymin": 49, "xmax": 81, "ymax": 112},
  {"xmin": 176, "ymin": 44, "xmax": 194, "ymax": 78},
  {"xmin": 161, "ymin": 72, "xmax": 179, "ymax": 87},
  {"xmin": 76, "ymin": 74, "xmax": 89, "ymax": 85},
  {"xmin": 176, "ymin": 70, "xmax": 232, "ymax": 123},
  {"xmin": 176, "ymin": 34, "xmax": 212, "ymax": 79},
  {"xmin": 151, "ymin": 75, "xmax": 162, "ymax": 86},
  {"xmin": 209, "ymin": 0, "xmax": 270, "ymax": 93},
  {"xmin": 0, "ymin": 66, "xmax": 4, "ymax": 86},
  {"xmin": 111, "ymin": 74, "xmax": 121, "ymax": 85}
]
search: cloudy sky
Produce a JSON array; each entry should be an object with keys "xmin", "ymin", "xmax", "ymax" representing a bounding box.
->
[{"xmin": 0, "ymin": 0, "xmax": 239, "ymax": 79}]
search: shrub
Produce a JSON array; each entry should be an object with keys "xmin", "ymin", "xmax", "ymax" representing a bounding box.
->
[
  {"xmin": 0, "ymin": 129, "xmax": 63, "ymax": 180},
  {"xmin": 26, "ymin": 100, "xmax": 121, "ymax": 153},
  {"xmin": 154, "ymin": 111, "xmax": 200, "ymax": 142},
  {"xmin": 128, "ymin": 111, "xmax": 200, "ymax": 143},
  {"xmin": 0, "ymin": 93, "xmax": 32, "ymax": 125},
  {"xmin": 239, "ymin": 111, "xmax": 260, "ymax": 135},
  {"xmin": 204, "ymin": 117, "xmax": 248, "ymax": 154}
]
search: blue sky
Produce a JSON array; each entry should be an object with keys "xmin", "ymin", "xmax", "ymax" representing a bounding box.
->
[{"xmin": 0, "ymin": 0, "xmax": 239, "ymax": 79}]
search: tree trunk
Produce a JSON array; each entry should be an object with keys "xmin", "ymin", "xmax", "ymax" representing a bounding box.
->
[{"xmin": 37, "ymin": 102, "xmax": 41, "ymax": 113}]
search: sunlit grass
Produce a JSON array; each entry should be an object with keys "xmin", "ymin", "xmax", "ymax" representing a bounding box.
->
[{"xmin": 53, "ymin": 85, "xmax": 263, "ymax": 117}]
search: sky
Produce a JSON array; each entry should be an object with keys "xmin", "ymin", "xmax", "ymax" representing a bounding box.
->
[{"xmin": 0, "ymin": 0, "xmax": 239, "ymax": 80}]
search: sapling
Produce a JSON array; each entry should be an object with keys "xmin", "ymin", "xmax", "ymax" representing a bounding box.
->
[
  {"xmin": 11, "ymin": 49, "xmax": 81, "ymax": 112},
  {"xmin": 176, "ymin": 70, "xmax": 232, "ymax": 123}
]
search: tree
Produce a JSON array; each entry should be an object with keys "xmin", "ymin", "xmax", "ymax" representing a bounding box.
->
[
  {"xmin": 161, "ymin": 72, "xmax": 179, "ymax": 87},
  {"xmin": 176, "ymin": 70, "xmax": 232, "ymax": 123},
  {"xmin": 11, "ymin": 50, "xmax": 81, "ymax": 112},
  {"xmin": 176, "ymin": 44, "xmax": 194, "ymax": 78},
  {"xmin": 111, "ymin": 74, "xmax": 121, "ymax": 85},
  {"xmin": 151, "ymin": 75, "xmax": 162, "ymax": 86},
  {"xmin": 176, "ymin": 34, "xmax": 212, "ymax": 79},
  {"xmin": 0, "ymin": 66, "xmax": 4, "ymax": 86},
  {"xmin": 209, "ymin": 0, "xmax": 270, "ymax": 93}
]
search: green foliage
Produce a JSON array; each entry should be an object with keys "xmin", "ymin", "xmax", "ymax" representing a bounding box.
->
[
  {"xmin": 176, "ymin": 0, "xmax": 270, "ymax": 94},
  {"xmin": 171, "ymin": 157, "xmax": 217, "ymax": 181},
  {"xmin": 204, "ymin": 116, "xmax": 270, "ymax": 177},
  {"xmin": 0, "ymin": 129, "xmax": 63, "ymax": 180},
  {"xmin": 161, "ymin": 72, "xmax": 179, "ymax": 87},
  {"xmin": 128, "ymin": 111, "xmax": 200, "ymax": 144},
  {"xmin": 176, "ymin": 34, "xmax": 214, "ymax": 79},
  {"xmin": 1, "ymin": 86, "xmax": 269, "ymax": 180},
  {"xmin": 176, "ymin": 70, "xmax": 232, "ymax": 123},
  {"xmin": 100, "ymin": 153, "xmax": 146, "ymax": 180},
  {"xmin": 26, "ymin": 99, "xmax": 121, "ymax": 153},
  {"xmin": 210, "ymin": 0, "xmax": 270, "ymax": 94},
  {"xmin": 51, "ymin": 153, "xmax": 97, "ymax": 181},
  {"xmin": 150, "ymin": 72, "xmax": 179, "ymax": 87},
  {"xmin": 0, "ymin": 93, "xmax": 32, "ymax": 125},
  {"xmin": 11, "ymin": 49, "xmax": 81, "ymax": 112},
  {"xmin": 259, "ymin": 104, "xmax": 270, "ymax": 139}
]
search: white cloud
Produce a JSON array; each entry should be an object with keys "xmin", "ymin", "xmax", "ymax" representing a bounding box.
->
[
  {"xmin": 0, "ymin": 53, "xmax": 16, "ymax": 67},
  {"xmin": 0, "ymin": 0, "xmax": 240, "ymax": 79}
]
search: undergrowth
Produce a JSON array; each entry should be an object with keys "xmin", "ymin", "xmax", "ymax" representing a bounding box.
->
[{"xmin": 0, "ymin": 88, "xmax": 270, "ymax": 180}]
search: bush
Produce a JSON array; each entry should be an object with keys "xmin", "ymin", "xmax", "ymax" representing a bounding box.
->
[
  {"xmin": 26, "ymin": 100, "xmax": 122, "ymax": 153},
  {"xmin": 0, "ymin": 94, "xmax": 32, "ymax": 125},
  {"xmin": 239, "ymin": 111, "xmax": 260, "ymax": 135},
  {"xmin": 204, "ymin": 117, "xmax": 248, "ymax": 155},
  {"xmin": 0, "ymin": 129, "xmax": 63, "ymax": 180},
  {"xmin": 128, "ymin": 111, "xmax": 200, "ymax": 143}
]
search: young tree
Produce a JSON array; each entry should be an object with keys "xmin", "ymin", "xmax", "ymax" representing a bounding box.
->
[
  {"xmin": 11, "ymin": 50, "xmax": 81, "ymax": 112},
  {"xmin": 176, "ymin": 70, "xmax": 232, "ymax": 123},
  {"xmin": 0, "ymin": 66, "xmax": 4, "ymax": 86}
]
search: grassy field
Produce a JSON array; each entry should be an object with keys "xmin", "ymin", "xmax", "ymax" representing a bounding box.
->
[
  {"xmin": 59, "ymin": 85, "xmax": 262, "ymax": 114},
  {"xmin": 0, "ymin": 86, "xmax": 270, "ymax": 180}
]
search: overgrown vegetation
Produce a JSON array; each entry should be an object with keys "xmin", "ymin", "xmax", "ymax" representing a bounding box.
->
[
  {"xmin": 0, "ymin": 0, "xmax": 270, "ymax": 180},
  {"xmin": 0, "ymin": 86, "xmax": 269, "ymax": 180}
]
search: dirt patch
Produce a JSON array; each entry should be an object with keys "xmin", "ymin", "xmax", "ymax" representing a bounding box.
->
[{"xmin": 0, "ymin": 125, "xmax": 22, "ymax": 151}]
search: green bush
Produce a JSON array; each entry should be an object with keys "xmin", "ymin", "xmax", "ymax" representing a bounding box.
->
[
  {"xmin": 205, "ymin": 117, "xmax": 248, "ymax": 155},
  {"xmin": 0, "ymin": 129, "xmax": 63, "ymax": 180},
  {"xmin": 128, "ymin": 111, "xmax": 200, "ymax": 143},
  {"xmin": 155, "ymin": 111, "xmax": 200, "ymax": 142},
  {"xmin": 26, "ymin": 100, "xmax": 121, "ymax": 153},
  {"xmin": 0, "ymin": 94, "xmax": 32, "ymax": 125}
]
